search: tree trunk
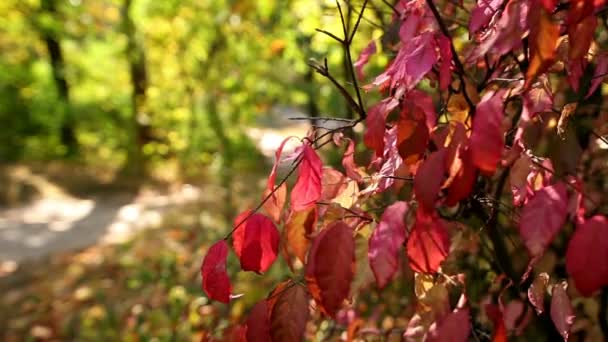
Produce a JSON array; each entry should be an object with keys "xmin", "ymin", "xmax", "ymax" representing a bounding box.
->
[
  {"xmin": 121, "ymin": 0, "xmax": 150, "ymax": 177},
  {"xmin": 40, "ymin": 0, "xmax": 77, "ymax": 156}
]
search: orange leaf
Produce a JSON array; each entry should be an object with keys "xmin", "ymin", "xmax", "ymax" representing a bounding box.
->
[
  {"xmin": 284, "ymin": 206, "xmax": 318, "ymax": 265},
  {"xmin": 525, "ymin": 5, "xmax": 559, "ymax": 88}
]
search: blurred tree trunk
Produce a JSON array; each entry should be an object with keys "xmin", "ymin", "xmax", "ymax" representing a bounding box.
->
[
  {"xmin": 40, "ymin": 0, "xmax": 77, "ymax": 157},
  {"xmin": 121, "ymin": 0, "xmax": 150, "ymax": 177}
]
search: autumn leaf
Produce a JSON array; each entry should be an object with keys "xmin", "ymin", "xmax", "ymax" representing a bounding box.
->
[
  {"xmin": 364, "ymin": 97, "xmax": 399, "ymax": 159},
  {"xmin": 263, "ymin": 137, "xmax": 296, "ymax": 223},
  {"xmin": 519, "ymin": 183, "xmax": 568, "ymax": 260},
  {"xmin": 284, "ymin": 206, "xmax": 317, "ymax": 265},
  {"xmin": 368, "ymin": 201, "xmax": 409, "ymax": 288},
  {"xmin": 470, "ymin": 90, "xmax": 506, "ymax": 175},
  {"xmin": 525, "ymin": 5, "xmax": 559, "ymax": 88},
  {"xmin": 565, "ymin": 215, "xmax": 608, "ymax": 296},
  {"xmin": 528, "ymin": 272, "xmax": 550, "ymax": 314},
  {"xmin": 232, "ymin": 211, "xmax": 280, "ymax": 273},
  {"xmin": 427, "ymin": 307, "xmax": 471, "ymax": 342},
  {"xmin": 291, "ymin": 144, "xmax": 323, "ymax": 212},
  {"xmin": 246, "ymin": 300, "xmax": 271, "ymax": 342},
  {"xmin": 406, "ymin": 209, "xmax": 450, "ymax": 273},
  {"xmin": 201, "ymin": 240, "xmax": 232, "ymax": 303},
  {"xmin": 353, "ymin": 40, "xmax": 376, "ymax": 80},
  {"xmin": 342, "ymin": 139, "xmax": 363, "ymax": 183},
  {"xmin": 414, "ymin": 149, "xmax": 447, "ymax": 213},
  {"xmin": 306, "ymin": 221, "xmax": 355, "ymax": 318},
  {"xmin": 551, "ymin": 281, "xmax": 575, "ymax": 341},
  {"xmin": 270, "ymin": 285, "xmax": 310, "ymax": 342}
]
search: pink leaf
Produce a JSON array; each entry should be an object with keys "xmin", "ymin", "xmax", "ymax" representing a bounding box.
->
[
  {"xmin": 291, "ymin": 144, "xmax": 323, "ymax": 211},
  {"xmin": 528, "ymin": 272, "xmax": 550, "ymax": 314},
  {"xmin": 519, "ymin": 183, "xmax": 568, "ymax": 260},
  {"xmin": 354, "ymin": 40, "xmax": 376, "ymax": 79},
  {"xmin": 427, "ymin": 307, "xmax": 471, "ymax": 342},
  {"xmin": 470, "ymin": 90, "xmax": 506, "ymax": 175},
  {"xmin": 375, "ymin": 127, "xmax": 403, "ymax": 193},
  {"xmin": 232, "ymin": 212, "xmax": 280, "ymax": 273},
  {"xmin": 201, "ymin": 240, "xmax": 232, "ymax": 303},
  {"xmin": 566, "ymin": 215, "xmax": 608, "ymax": 296},
  {"xmin": 414, "ymin": 149, "xmax": 447, "ymax": 213},
  {"xmin": 551, "ymin": 281, "xmax": 575, "ymax": 341},
  {"xmin": 368, "ymin": 201, "xmax": 409, "ymax": 288},
  {"xmin": 370, "ymin": 32, "xmax": 437, "ymax": 92},
  {"xmin": 586, "ymin": 54, "xmax": 608, "ymax": 99},
  {"xmin": 469, "ymin": 0, "xmax": 502, "ymax": 33},
  {"xmin": 407, "ymin": 209, "xmax": 450, "ymax": 273},
  {"xmin": 342, "ymin": 139, "xmax": 363, "ymax": 182}
]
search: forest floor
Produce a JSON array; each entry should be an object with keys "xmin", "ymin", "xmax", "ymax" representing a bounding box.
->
[{"xmin": 0, "ymin": 114, "xmax": 311, "ymax": 340}]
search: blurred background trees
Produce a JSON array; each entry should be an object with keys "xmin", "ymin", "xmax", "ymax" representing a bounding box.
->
[{"xmin": 0, "ymin": 0, "xmax": 385, "ymax": 177}]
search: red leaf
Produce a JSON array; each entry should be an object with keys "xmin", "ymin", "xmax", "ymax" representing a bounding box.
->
[
  {"xmin": 485, "ymin": 304, "xmax": 508, "ymax": 342},
  {"xmin": 201, "ymin": 240, "xmax": 232, "ymax": 303},
  {"xmin": 353, "ymin": 40, "xmax": 376, "ymax": 80},
  {"xmin": 291, "ymin": 144, "xmax": 323, "ymax": 211},
  {"xmin": 364, "ymin": 98, "xmax": 399, "ymax": 158},
  {"xmin": 519, "ymin": 183, "xmax": 568, "ymax": 260},
  {"xmin": 551, "ymin": 281, "xmax": 575, "ymax": 341},
  {"xmin": 445, "ymin": 147, "xmax": 476, "ymax": 206},
  {"xmin": 407, "ymin": 209, "xmax": 450, "ymax": 273},
  {"xmin": 528, "ymin": 272, "xmax": 549, "ymax": 314},
  {"xmin": 232, "ymin": 212, "xmax": 280, "ymax": 273},
  {"xmin": 568, "ymin": 14, "xmax": 597, "ymax": 61},
  {"xmin": 342, "ymin": 139, "xmax": 363, "ymax": 182},
  {"xmin": 470, "ymin": 90, "xmax": 506, "ymax": 175},
  {"xmin": 437, "ymin": 35, "xmax": 452, "ymax": 91},
  {"xmin": 270, "ymin": 285, "xmax": 310, "ymax": 342},
  {"xmin": 246, "ymin": 300, "xmax": 271, "ymax": 342},
  {"xmin": 368, "ymin": 201, "xmax": 409, "ymax": 288},
  {"xmin": 397, "ymin": 103, "xmax": 430, "ymax": 165},
  {"xmin": 427, "ymin": 307, "xmax": 471, "ymax": 342},
  {"xmin": 586, "ymin": 54, "xmax": 608, "ymax": 99},
  {"xmin": 414, "ymin": 149, "xmax": 447, "ymax": 213},
  {"xmin": 566, "ymin": 215, "xmax": 608, "ymax": 296},
  {"xmin": 306, "ymin": 221, "xmax": 355, "ymax": 318},
  {"xmin": 525, "ymin": 5, "xmax": 559, "ymax": 88}
]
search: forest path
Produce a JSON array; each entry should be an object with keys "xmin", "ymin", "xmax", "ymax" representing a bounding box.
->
[{"xmin": 0, "ymin": 109, "xmax": 312, "ymax": 272}]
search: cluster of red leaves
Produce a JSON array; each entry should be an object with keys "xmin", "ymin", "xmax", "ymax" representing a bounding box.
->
[{"xmin": 201, "ymin": 0, "xmax": 608, "ymax": 340}]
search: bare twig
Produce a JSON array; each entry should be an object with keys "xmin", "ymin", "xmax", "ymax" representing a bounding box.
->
[{"xmin": 425, "ymin": 0, "xmax": 476, "ymax": 113}]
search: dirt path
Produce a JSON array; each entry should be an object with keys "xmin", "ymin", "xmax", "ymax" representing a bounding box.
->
[
  {"xmin": 0, "ymin": 110, "xmax": 311, "ymax": 271},
  {"xmin": 0, "ymin": 185, "xmax": 202, "ymax": 267}
]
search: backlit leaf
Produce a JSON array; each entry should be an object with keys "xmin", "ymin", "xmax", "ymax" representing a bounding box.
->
[
  {"xmin": 232, "ymin": 212, "xmax": 280, "ymax": 273},
  {"xmin": 407, "ymin": 209, "xmax": 450, "ymax": 273},
  {"xmin": 291, "ymin": 144, "xmax": 322, "ymax": 212},
  {"xmin": 201, "ymin": 240, "xmax": 232, "ymax": 303},
  {"xmin": 368, "ymin": 201, "xmax": 409, "ymax": 288}
]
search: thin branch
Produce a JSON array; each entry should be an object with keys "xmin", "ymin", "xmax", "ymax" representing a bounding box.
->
[
  {"xmin": 425, "ymin": 0, "xmax": 476, "ymax": 113},
  {"xmin": 289, "ymin": 116, "xmax": 355, "ymax": 123},
  {"xmin": 315, "ymin": 28, "xmax": 344, "ymax": 43},
  {"xmin": 308, "ymin": 58, "xmax": 366, "ymax": 117}
]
